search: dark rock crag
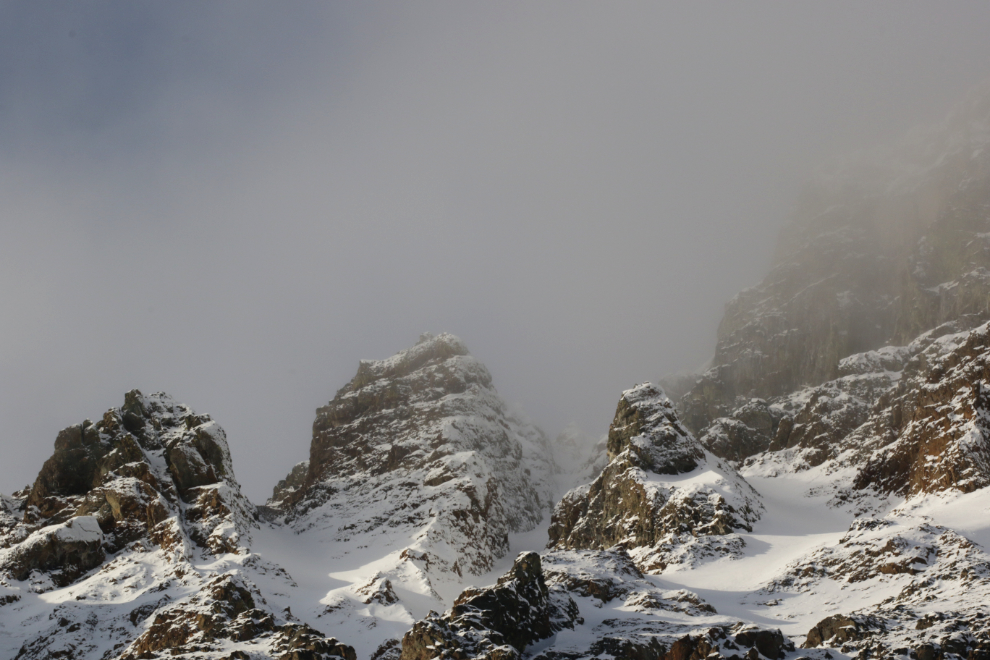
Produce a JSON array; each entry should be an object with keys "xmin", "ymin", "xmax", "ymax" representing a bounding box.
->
[{"xmin": 400, "ymin": 549, "xmax": 794, "ymax": 660}]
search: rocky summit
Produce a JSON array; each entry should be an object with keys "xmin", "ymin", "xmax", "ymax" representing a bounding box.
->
[
  {"xmin": 256, "ymin": 332, "xmax": 563, "ymax": 658},
  {"xmin": 547, "ymin": 383, "xmax": 762, "ymax": 573},
  {"xmin": 0, "ymin": 391, "xmax": 355, "ymax": 660},
  {"xmin": 7, "ymin": 84, "xmax": 990, "ymax": 660},
  {"xmin": 272, "ymin": 331, "xmax": 556, "ymax": 580}
]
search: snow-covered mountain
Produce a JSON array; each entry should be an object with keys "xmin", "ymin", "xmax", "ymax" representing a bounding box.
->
[
  {"xmin": 260, "ymin": 332, "xmax": 561, "ymax": 657},
  {"xmin": 395, "ymin": 81, "xmax": 990, "ymax": 659},
  {"xmin": 6, "ymin": 83, "xmax": 990, "ymax": 660},
  {"xmin": 548, "ymin": 383, "xmax": 762, "ymax": 573},
  {"xmin": 0, "ymin": 334, "xmax": 573, "ymax": 660},
  {"xmin": 0, "ymin": 391, "xmax": 353, "ymax": 660}
]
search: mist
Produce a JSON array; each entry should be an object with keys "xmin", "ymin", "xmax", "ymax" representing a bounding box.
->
[{"xmin": 2, "ymin": 2, "xmax": 990, "ymax": 502}]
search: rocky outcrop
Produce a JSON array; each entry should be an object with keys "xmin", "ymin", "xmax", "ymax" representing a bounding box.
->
[
  {"xmin": 119, "ymin": 575, "xmax": 356, "ymax": 660},
  {"xmin": 2, "ymin": 391, "xmax": 255, "ymax": 589},
  {"xmin": 739, "ymin": 317, "xmax": 990, "ymax": 504},
  {"xmin": 270, "ymin": 460, "xmax": 309, "ymax": 508},
  {"xmin": 698, "ymin": 399, "xmax": 782, "ymax": 463},
  {"xmin": 0, "ymin": 391, "xmax": 358, "ymax": 660},
  {"xmin": 848, "ymin": 321, "xmax": 990, "ymax": 498},
  {"xmin": 398, "ymin": 547, "xmax": 793, "ymax": 660},
  {"xmin": 253, "ymin": 334, "xmax": 559, "ymax": 658},
  {"xmin": 803, "ymin": 614, "xmax": 887, "ymax": 649},
  {"xmin": 548, "ymin": 383, "xmax": 761, "ymax": 572},
  {"xmin": 399, "ymin": 551, "xmax": 571, "ymax": 660},
  {"xmin": 541, "ymin": 548, "xmax": 716, "ymax": 616},
  {"xmin": 0, "ymin": 515, "xmax": 104, "ymax": 588},
  {"xmin": 756, "ymin": 511, "xmax": 990, "ymax": 659},
  {"xmin": 700, "ymin": 312, "xmax": 990, "ymax": 506}
]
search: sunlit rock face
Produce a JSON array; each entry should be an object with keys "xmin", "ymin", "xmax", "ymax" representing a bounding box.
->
[
  {"xmin": 398, "ymin": 551, "xmax": 565, "ymax": 660},
  {"xmin": 847, "ymin": 320, "xmax": 990, "ymax": 498},
  {"xmin": 679, "ymin": 82, "xmax": 990, "ymax": 441}
]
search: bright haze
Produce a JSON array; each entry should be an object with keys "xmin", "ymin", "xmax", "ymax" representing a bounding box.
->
[{"xmin": 2, "ymin": 3, "xmax": 990, "ymax": 502}]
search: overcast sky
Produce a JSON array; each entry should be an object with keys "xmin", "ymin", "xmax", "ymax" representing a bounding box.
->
[{"xmin": 2, "ymin": 2, "xmax": 990, "ymax": 502}]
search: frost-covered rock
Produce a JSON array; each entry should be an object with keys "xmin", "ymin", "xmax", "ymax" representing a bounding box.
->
[
  {"xmin": 5, "ymin": 390, "xmax": 255, "ymax": 580},
  {"xmin": 541, "ymin": 548, "xmax": 716, "ymax": 616},
  {"xmin": 848, "ymin": 321, "xmax": 990, "ymax": 498},
  {"xmin": 732, "ymin": 318, "xmax": 990, "ymax": 510},
  {"xmin": 118, "ymin": 574, "xmax": 355, "ymax": 660},
  {"xmin": 699, "ymin": 398, "xmax": 782, "ymax": 463},
  {"xmin": 0, "ymin": 515, "xmax": 104, "ymax": 587},
  {"xmin": 751, "ymin": 506, "xmax": 990, "ymax": 659},
  {"xmin": 399, "ymin": 546, "xmax": 794, "ymax": 660},
  {"xmin": 548, "ymin": 383, "xmax": 762, "ymax": 572},
  {"xmin": 269, "ymin": 460, "xmax": 309, "ymax": 508}
]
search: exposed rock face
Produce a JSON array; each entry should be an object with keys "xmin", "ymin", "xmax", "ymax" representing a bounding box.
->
[
  {"xmin": 756, "ymin": 512, "xmax": 990, "ymax": 660},
  {"xmin": 548, "ymin": 383, "xmax": 761, "ymax": 572},
  {"xmin": 259, "ymin": 333, "xmax": 557, "ymax": 658},
  {"xmin": 732, "ymin": 318, "xmax": 990, "ymax": 506},
  {"xmin": 0, "ymin": 391, "xmax": 355, "ymax": 660},
  {"xmin": 803, "ymin": 614, "xmax": 887, "ymax": 649},
  {"xmin": 698, "ymin": 399, "xmax": 781, "ymax": 464},
  {"xmin": 119, "ymin": 574, "xmax": 355, "ymax": 660},
  {"xmin": 399, "ymin": 552, "xmax": 568, "ymax": 660},
  {"xmin": 541, "ymin": 548, "xmax": 716, "ymax": 617},
  {"xmin": 4, "ymin": 391, "xmax": 253, "ymax": 574},
  {"xmin": 849, "ymin": 321, "xmax": 990, "ymax": 497},
  {"xmin": 0, "ymin": 516, "xmax": 104, "ymax": 586},
  {"xmin": 273, "ymin": 333, "xmax": 554, "ymax": 580},
  {"xmin": 679, "ymin": 82, "xmax": 990, "ymax": 436}
]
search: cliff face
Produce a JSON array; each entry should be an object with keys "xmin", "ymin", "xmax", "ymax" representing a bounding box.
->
[
  {"xmin": 679, "ymin": 84, "xmax": 990, "ymax": 506},
  {"xmin": 637, "ymin": 82, "xmax": 990, "ymax": 660},
  {"xmin": 680, "ymin": 82, "xmax": 990, "ymax": 435},
  {"xmin": 283, "ymin": 332, "xmax": 554, "ymax": 540}
]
